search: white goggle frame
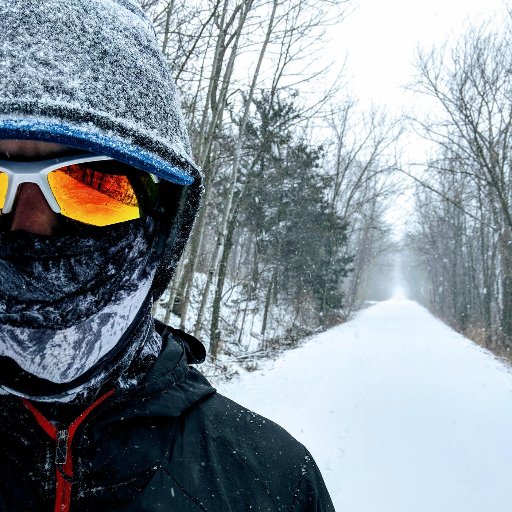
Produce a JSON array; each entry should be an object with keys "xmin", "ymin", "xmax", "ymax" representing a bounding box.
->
[{"xmin": 0, "ymin": 154, "xmax": 113, "ymax": 214}]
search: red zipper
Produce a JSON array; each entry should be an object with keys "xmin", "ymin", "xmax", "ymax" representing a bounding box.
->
[{"xmin": 21, "ymin": 389, "xmax": 115, "ymax": 512}]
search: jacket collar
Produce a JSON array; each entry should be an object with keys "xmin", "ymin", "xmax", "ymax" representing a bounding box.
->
[{"xmin": 104, "ymin": 328, "xmax": 216, "ymax": 420}]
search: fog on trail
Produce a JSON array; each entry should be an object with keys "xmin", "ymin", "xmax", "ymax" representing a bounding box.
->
[{"xmin": 219, "ymin": 299, "xmax": 512, "ymax": 512}]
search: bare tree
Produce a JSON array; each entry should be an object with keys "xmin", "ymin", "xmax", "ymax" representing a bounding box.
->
[{"xmin": 412, "ymin": 20, "xmax": 512, "ymax": 350}]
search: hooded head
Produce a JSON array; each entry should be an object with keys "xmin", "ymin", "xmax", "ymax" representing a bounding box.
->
[{"xmin": 0, "ymin": 0, "xmax": 202, "ymax": 401}]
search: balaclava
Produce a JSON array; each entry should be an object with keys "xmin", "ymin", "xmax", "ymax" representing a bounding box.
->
[
  {"xmin": 0, "ymin": 0, "xmax": 204, "ymax": 402},
  {"xmin": 0, "ymin": 216, "xmax": 160, "ymax": 402}
]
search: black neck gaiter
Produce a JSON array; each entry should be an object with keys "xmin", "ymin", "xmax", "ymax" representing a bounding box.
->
[{"xmin": 0, "ymin": 216, "xmax": 160, "ymax": 402}]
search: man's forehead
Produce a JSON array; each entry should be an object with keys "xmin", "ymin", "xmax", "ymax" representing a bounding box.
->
[{"xmin": 0, "ymin": 140, "xmax": 79, "ymax": 160}]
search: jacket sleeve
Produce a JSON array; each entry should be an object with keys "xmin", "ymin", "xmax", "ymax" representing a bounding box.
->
[{"xmin": 291, "ymin": 448, "xmax": 336, "ymax": 511}]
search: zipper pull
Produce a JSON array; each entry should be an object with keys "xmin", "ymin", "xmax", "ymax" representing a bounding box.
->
[{"xmin": 56, "ymin": 429, "xmax": 69, "ymax": 466}]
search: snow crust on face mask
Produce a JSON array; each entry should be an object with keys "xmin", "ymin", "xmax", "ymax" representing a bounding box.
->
[
  {"xmin": 0, "ymin": 218, "xmax": 157, "ymax": 384},
  {"xmin": 0, "ymin": 273, "xmax": 154, "ymax": 384}
]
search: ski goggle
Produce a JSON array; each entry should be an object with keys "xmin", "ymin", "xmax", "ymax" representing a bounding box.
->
[{"xmin": 0, "ymin": 154, "xmax": 159, "ymax": 227}]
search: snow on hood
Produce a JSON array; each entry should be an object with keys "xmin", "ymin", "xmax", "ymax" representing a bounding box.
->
[{"xmin": 0, "ymin": 0, "xmax": 200, "ymax": 183}]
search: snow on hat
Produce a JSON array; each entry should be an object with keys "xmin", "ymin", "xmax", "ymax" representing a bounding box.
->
[{"xmin": 0, "ymin": 0, "xmax": 200, "ymax": 186}]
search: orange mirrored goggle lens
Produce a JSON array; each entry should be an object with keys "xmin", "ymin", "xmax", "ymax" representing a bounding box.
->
[
  {"xmin": 0, "ymin": 172, "xmax": 7, "ymax": 210},
  {"xmin": 48, "ymin": 165, "xmax": 140, "ymax": 226},
  {"xmin": 0, "ymin": 162, "xmax": 156, "ymax": 227}
]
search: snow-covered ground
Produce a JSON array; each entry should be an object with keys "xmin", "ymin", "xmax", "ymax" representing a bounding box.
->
[{"xmin": 218, "ymin": 299, "xmax": 512, "ymax": 511}]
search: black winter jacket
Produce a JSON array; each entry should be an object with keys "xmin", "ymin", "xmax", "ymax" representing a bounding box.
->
[{"xmin": 0, "ymin": 329, "xmax": 335, "ymax": 511}]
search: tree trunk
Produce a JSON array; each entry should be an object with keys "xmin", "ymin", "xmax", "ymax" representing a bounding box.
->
[
  {"xmin": 499, "ymin": 226, "xmax": 512, "ymax": 343},
  {"xmin": 161, "ymin": 0, "xmax": 175, "ymax": 55},
  {"xmin": 261, "ymin": 268, "xmax": 275, "ymax": 338},
  {"xmin": 209, "ymin": 202, "xmax": 240, "ymax": 358}
]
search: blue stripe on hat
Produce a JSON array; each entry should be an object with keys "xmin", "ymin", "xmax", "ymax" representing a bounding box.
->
[{"xmin": 0, "ymin": 119, "xmax": 195, "ymax": 186}]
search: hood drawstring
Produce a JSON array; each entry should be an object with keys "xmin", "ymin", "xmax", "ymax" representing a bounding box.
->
[{"xmin": 21, "ymin": 389, "xmax": 115, "ymax": 512}]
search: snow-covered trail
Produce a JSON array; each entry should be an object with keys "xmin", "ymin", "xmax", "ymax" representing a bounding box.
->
[{"xmin": 217, "ymin": 299, "xmax": 512, "ymax": 512}]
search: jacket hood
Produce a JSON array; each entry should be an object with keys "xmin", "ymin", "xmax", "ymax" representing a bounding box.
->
[
  {"xmin": 113, "ymin": 325, "xmax": 215, "ymax": 419},
  {"xmin": 0, "ymin": 0, "xmax": 203, "ymax": 298}
]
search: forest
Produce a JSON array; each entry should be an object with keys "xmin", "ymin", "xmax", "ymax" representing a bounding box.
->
[
  {"xmin": 406, "ymin": 18, "xmax": 512, "ymax": 360},
  {"xmin": 142, "ymin": 0, "xmax": 512, "ymax": 368}
]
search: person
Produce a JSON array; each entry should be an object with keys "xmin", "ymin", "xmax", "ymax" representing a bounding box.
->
[{"xmin": 0, "ymin": 1, "xmax": 335, "ymax": 511}]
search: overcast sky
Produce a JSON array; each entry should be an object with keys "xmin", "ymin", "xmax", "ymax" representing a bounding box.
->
[{"xmin": 331, "ymin": 0, "xmax": 506, "ymax": 114}]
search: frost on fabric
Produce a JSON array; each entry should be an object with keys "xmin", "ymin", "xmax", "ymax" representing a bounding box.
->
[
  {"xmin": 0, "ymin": 218, "xmax": 158, "ymax": 385},
  {"xmin": 0, "ymin": 0, "xmax": 196, "ymax": 171},
  {"xmin": 0, "ymin": 273, "xmax": 153, "ymax": 383}
]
